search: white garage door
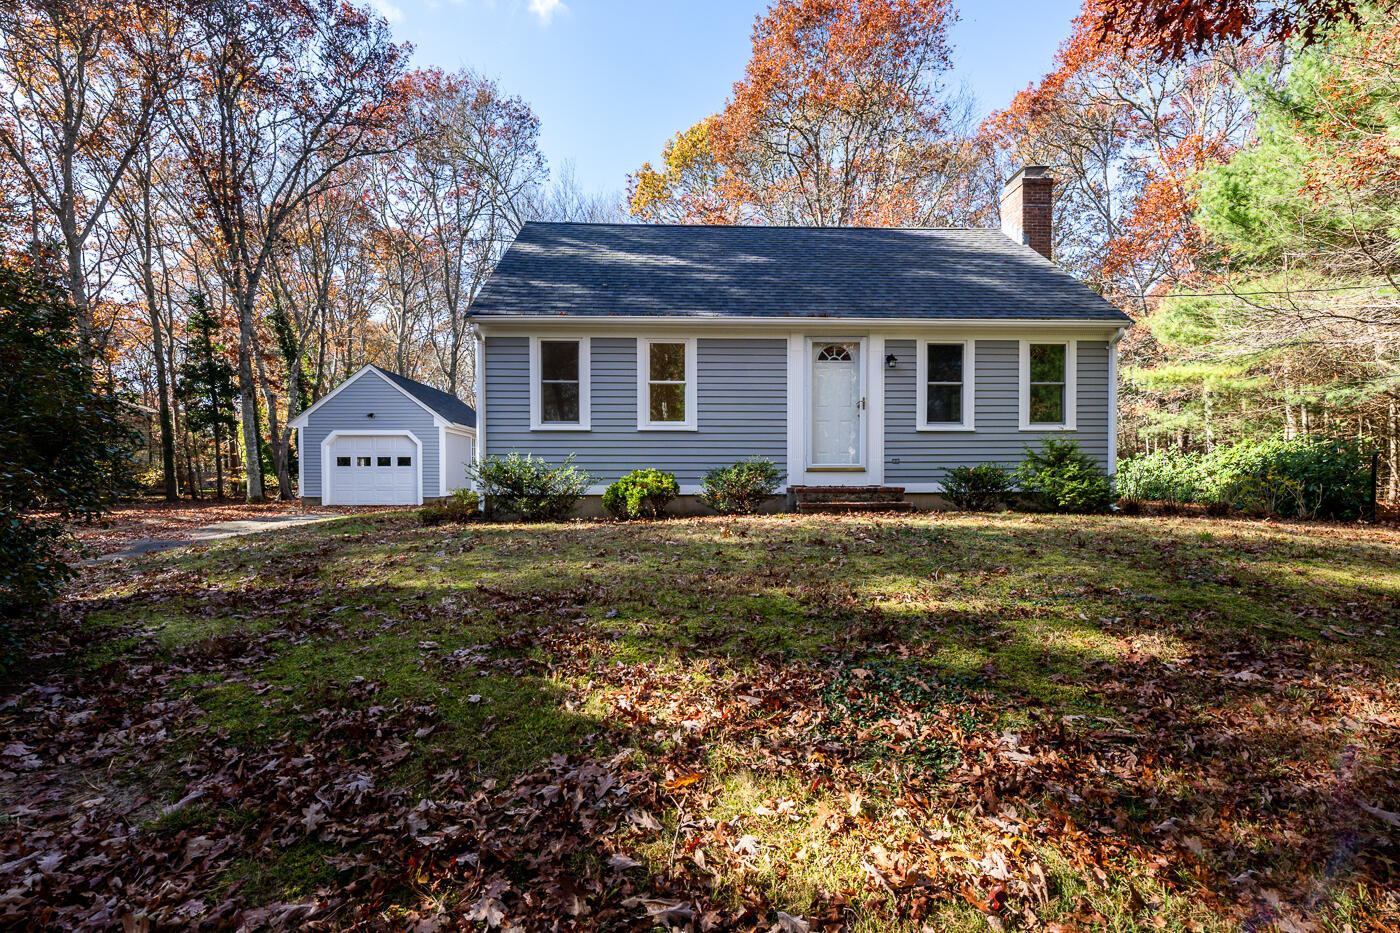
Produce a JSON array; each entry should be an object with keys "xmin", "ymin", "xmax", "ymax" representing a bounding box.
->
[{"xmin": 327, "ymin": 435, "xmax": 419, "ymax": 505}]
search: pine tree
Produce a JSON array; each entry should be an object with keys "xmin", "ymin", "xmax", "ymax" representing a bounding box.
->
[{"xmin": 176, "ymin": 294, "xmax": 237, "ymax": 500}]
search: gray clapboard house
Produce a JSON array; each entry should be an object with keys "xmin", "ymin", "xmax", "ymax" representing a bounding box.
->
[
  {"xmin": 290, "ymin": 365, "xmax": 476, "ymax": 506},
  {"xmin": 466, "ymin": 167, "xmax": 1131, "ymax": 510}
]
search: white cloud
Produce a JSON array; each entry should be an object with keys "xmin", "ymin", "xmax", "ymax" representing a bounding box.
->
[
  {"xmin": 368, "ymin": 0, "xmax": 405, "ymax": 23},
  {"xmin": 528, "ymin": 0, "xmax": 564, "ymax": 25}
]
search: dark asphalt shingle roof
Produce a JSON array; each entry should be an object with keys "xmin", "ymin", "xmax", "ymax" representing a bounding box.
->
[
  {"xmin": 469, "ymin": 222, "xmax": 1131, "ymax": 324},
  {"xmin": 371, "ymin": 366, "xmax": 477, "ymax": 428}
]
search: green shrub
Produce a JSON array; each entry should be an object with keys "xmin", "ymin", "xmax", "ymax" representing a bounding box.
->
[
  {"xmin": 1198, "ymin": 435, "xmax": 1370, "ymax": 519},
  {"xmin": 698, "ymin": 457, "xmax": 785, "ymax": 515},
  {"xmin": 467, "ymin": 453, "xmax": 593, "ymax": 521},
  {"xmin": 1014, "ymin": 439, "xmax": 1113, "ymax": 513},
  {"xmin": 419, "ymin": 488, "xmax": 481, "ymax": 526},
  {"xmin": 602, "ymin": 469, "xmax": 679, "ymax": 519},
  {"xmin": 941, "ymin": 464, "xmax": 1012, "ymax": 511},
  {"xmin": 1115, "ymin": 450, "xmax": 1203, "ymax": 507}
]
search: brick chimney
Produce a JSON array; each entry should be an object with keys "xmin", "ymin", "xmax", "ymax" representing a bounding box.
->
[{"xmin": 999, "ymin": 165, "xmax": 1053, "ymax": 260}]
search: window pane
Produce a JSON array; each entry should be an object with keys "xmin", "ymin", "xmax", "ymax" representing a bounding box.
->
[
  {"xmin": 541, "ymin": 381, "xmax": 580, "ymax": 423},
  {"xmin": 397, "ymin": 456, "xmax": 412, "ymax": 467},
  {"xmin": 356, "ymin": 456, "xmax": 371, "ymax": 467},
  {"xmin": 540, "ymin": 340, "xmax": 579, "ymax": 381},
  {"xmin": 1029, "ymin": 344, "xmax": 1066, "ymax": 383},
  {"xmin": 649, "ymin": 342, "xmax": 686, "ymax": 381},
  {"xmin": 926, "ymin": 344, "xmax": 963, "ymax": 383},
  {"xmin": 377, "ymin": 456, "xmax": 391, "ymax": 467},
  {"xmin": 336, "ymin": 456, "xmax": 350, "ymax": 467},
  {"xmin": 649, "ymin": 382, "xmax": 686, "ymax": 422},
  {"xmin": 1029, "ymin": 383, "xmax": 1065, "ymax": 423},
  {"xmin": 926, "ymin": 384, "xmax": 962, "ymax": 424}
]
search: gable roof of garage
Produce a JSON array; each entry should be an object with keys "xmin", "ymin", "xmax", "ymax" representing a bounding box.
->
[
  {"xmin": 469, "ymin": 222, "xmax": 1131, "ymax": 324},
  {"xmin": 288, "ymin": 365, "xmax": 476, "ymax": 430}
]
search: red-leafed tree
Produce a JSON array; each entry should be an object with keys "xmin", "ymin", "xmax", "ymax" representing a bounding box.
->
[
  {"xmin": 630, "ymin": 0, "xmax": 996, "ymax": 227},
  {"xmin": 167, "ymin": 0, "xmax": 409, "ymax": 500},
  {"xmin": 983, "ymin": 0, "xmax": 1275, "ymax": 306},
  {"xmin": 1094, "ymin": 0, "xmax": 1392, "ymax": 60}
]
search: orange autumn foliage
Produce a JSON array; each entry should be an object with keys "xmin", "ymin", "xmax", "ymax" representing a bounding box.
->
[
  {"xmin": 982, "ymin": 0, "xmax": 1272, "ymax": 300},
  {"xmin": 630, "ymin": 0, "xmax": 993, "ymax": 227}
]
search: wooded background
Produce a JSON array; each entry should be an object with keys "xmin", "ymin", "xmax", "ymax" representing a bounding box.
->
[{"xmin": 3, "ymin": 0, "xmax": 1395, "ymax": 502}]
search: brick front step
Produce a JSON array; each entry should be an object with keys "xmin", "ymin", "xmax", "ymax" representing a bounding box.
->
[
  {"xmin": 789, "ymin": 485, "xmax": 907, "ymax": 503},
  {"xmin": 796, "ymin": 500, "xmax": 916, "ymax": 514}
]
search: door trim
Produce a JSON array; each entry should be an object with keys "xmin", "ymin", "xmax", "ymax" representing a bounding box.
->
[
  {"xmin": 321, "ymin": 430, "xmax": 423, "ymax": 506},
  {"xmin": 804, "ymin": 336, "xmax": 868, "ymax": 475}
]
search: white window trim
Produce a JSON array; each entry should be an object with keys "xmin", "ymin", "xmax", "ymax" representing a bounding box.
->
[
  {"xmin": 916, "ymin": 338, "xmax": 975, "ymax": 431},
  {"xmin": 1019, "ymin": 338, "xmax": 1077, "ymax": 431},
  {"xmin": 529, "ymin": 336, "xmax": 591, "ymax": 431},
  {"xmin": 636, "ymin": 337, "xmax": 698, "ymax": 431}
]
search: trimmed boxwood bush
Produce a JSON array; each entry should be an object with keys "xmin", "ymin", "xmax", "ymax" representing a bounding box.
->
[
  {"xmin": 467, "ymin": 453, "xmax": 593, "ymax": 521},
  {"xmin": 698, "ymin": 457, "xmax": 784, "ymax": 515},
  {"xmin": 941, "ymin": 464, "xmax": 1012, "ymax": 511},
  {"xmin": 1014, "ymin": 439, "xmax": 1113, "ymax": 513},
  {"xmin": 602, "ymin": 469, "xmax": 679, "ymax": 519}
]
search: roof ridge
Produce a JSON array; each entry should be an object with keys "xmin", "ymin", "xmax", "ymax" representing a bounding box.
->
[{"xmin": 521, "ymin": 221, "xmax": 1009, "ymax": 232}]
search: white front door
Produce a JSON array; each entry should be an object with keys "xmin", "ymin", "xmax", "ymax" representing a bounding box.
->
[
  {"xmin": 809, "ymin": 341, "xmax": 864, "ymax": 469},
  {"xmin": 328, "ymin": 434, "xmax": 419, "ymax": 505}
]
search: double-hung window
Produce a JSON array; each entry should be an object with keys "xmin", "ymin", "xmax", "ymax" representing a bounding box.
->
[
  {"xmin": 637, "ymin": 338, "xmax": 697, "ymax": 430},
  {"xmin": 1019, "ymin": 339, "xmax": 1077, "ymax": 430},
  {"xmin": 916, "ymin": 340, "xmax": 974, "ymax": 430},
  {"xmin": 530, "ymin": 337, "xmax": 590, "ymax": 430}
]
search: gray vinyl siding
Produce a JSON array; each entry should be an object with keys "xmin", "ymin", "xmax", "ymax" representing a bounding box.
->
[
  {"xmin": 300, "ymin": 370, "xmax": 442, "ymax": 498},
  {"xmin": 883, "ymin": 339, "xmax": 1111, "ymax": 485},
  {"xmin": 484, "ymin": 336, "xmax": 787, "ymax": 486}
]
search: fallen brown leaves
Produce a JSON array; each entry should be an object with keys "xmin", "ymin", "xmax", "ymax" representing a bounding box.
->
[
  {"xmin": 2, "ymin": 513, "xmax": 1398, "ymax": 931},
  {"xmin": 53, "ymin": 499, "xmax": 399, "ymax": 558}
]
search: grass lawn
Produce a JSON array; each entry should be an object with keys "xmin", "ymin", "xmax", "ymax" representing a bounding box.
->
[{"xmin": 2, "ymin": 511, "xmax": 1398, "ymax": 931}]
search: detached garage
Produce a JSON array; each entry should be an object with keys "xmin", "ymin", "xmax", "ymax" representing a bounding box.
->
[{"xmin": 290, "ymin": 364, "xmax": 477, "ymax": 506}]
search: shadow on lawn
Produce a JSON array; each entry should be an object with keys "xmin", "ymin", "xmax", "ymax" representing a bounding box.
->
[{"xmin": 6, "ymin": 512, "xmax": 1398, "ymax": 928}]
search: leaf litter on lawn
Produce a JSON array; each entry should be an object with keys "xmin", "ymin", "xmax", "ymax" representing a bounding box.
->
[{"xmin": 1, "ymin": 513, "xmax": 1398, "ymax": 931}]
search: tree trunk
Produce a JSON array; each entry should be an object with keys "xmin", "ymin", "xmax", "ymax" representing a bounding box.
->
[
  {"xmin": 138, "ymin": 191, "xmax": 178, "ymax": 500},
  {"xmin": 1390, "ymin": 397, "xmax": 1398, "ymax": 503},
  {"xmin": 61, "ymin": 213, "xmax": 93, "ymax": 364},
  {"xmin": 252, "ymin": 339, "xmax": 294, "ymax": 499},
  {"xmin": 236, "ymin": 294, "xmax": 265, "ymax": 501},
  {"xmin": 213, "ymin": 419, "xmax": 226, "ymax": 501}
]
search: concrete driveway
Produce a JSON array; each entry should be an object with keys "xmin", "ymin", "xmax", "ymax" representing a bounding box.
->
[{"xmin": 84, "ymin": 512, "xmax": 342, "ymax": 564}]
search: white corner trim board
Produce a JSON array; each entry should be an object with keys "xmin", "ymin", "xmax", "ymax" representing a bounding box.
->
[
  {"xmin": 1018, "ymin": 338, "xmax": 1078, "ymax": 432},
  {"xmin": 439, "ymin": 424, "xmax": 477, "ymax": 496},
  {"xmin": 319, "ymin": 429, "xmax": 423, "ymax": 506},
  {"xmin": 529, "ymin": 335, "xmax": 591, "ymax": 431},
  {"xmin": 1109, "ymin": 327, "xmax": 1125, "ymax": 475}
]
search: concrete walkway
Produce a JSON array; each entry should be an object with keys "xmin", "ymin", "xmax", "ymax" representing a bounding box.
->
[{"xmin": 85, "ymin": 513, "xmax": 341, "ymax": 564}]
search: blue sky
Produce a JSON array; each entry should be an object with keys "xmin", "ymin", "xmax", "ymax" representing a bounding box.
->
[{"xmin": 376, "ymin": 0, "xmax": 1083, "ymax": 196}]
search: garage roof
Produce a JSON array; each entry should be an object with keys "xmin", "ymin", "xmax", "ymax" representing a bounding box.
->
[{"xmin": 371, "ymin": 366, "xmax": 477, "ymax": 428}]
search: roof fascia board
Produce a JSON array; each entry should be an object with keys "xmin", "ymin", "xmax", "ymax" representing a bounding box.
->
[{"xmin": 473, "ymin": 315, "xmax": 1128, "ymax": 329}]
